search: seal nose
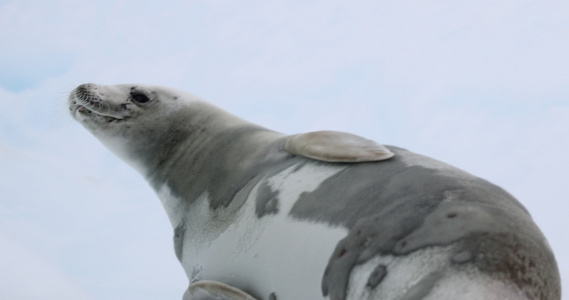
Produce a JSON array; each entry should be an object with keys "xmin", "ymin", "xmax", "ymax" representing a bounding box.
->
[
  {"xmin": 74, "ymin": 83, "xmax": 97, "ymax": 100},
  {"xmin": 69, "ymin": 84, "xmax": 94, "ymax": 115}
]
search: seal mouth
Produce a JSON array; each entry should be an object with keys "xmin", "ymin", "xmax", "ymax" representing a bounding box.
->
[{"xmin": 74, "ymin": 104, "xmax": 123, "ymax": 123}]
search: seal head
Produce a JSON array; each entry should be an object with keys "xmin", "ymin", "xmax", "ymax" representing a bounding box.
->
[{"xmin": 69, "ymin": 83, "xmax": 202, "ymax": 175}]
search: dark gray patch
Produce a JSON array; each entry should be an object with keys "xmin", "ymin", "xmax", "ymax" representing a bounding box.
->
[
  {"xmin": 255, "ymin": 182, "xmax": 280, "ymax": 218},
  {"xmin": 367, "ymin": 264, "xmax": 387, "ymax": 289},
  {"xmin": 174, "ymin": 223, "xmax": 186, "ymax": 261},
  {"xmin": 290, "ymin": 149, "xmax": 526, "ymax": 228},
  {"xmin": 268, "ymin": 292, "xmax": 277, "ymax": 300},
  {"xmin": 392, "ymin": 201, "xmax": 510, "ymax": 255},
  {"xmin": 146, "ymin": 124, "xmax": 299, "ymax": 213},
  {"xmin": 322, "ymin": 207, "xmax": 426, "ymax": 299},
  {"xmin": 398, "ymin": 272, "xmax": 441, "ymax": 300},
  {"xmin": 289, "ymin": 147, "xmax": 558, "ymax": 300},
  {"xmin": 451, "ymin": 251, "xmax": 472, "ymax": 264}
]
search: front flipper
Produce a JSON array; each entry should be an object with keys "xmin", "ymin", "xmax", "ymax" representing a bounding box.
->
[
  {"xmin": 183, "ymin": 281, "xmax": 258, "ymax": 300},
  {"xmin": 284, "ymin": 130, "xmax": 394, "ymax": 162}
]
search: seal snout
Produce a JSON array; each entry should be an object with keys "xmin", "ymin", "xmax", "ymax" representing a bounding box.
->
[
  {"xmin": 69, "ymin": 83, "xmax": 126, "ymax": 122},
  {"xmin": 69, "ymin": 83, "xmax": 100, "ymax": 117},
  {"xmin": 73, "ymin": 83, "xmax": 103, "ymax": 108},
  {"xmin": 75, "ymin": 83, "xmax": 95, "ymax": 101}
]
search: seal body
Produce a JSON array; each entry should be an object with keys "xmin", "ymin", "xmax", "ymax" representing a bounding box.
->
[{"xmin": 69, "ymin": 83, "xmax": 560, "ymax": 300}]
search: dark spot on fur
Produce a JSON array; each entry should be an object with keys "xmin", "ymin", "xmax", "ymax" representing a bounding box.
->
[
  {"xmin": 367, "ymin": 264, "xmax": 387, "ymax": 288},
  {"xmin": 255, "ymin": 182, "xmax": 279, "ymax": 218},
  {"xmin": 174, "ymin": 223, "xmax": 186, "ymax": 261},
  {"xmin": 447, "ymin": 212, "xmax": 457, "ymax": 218}
]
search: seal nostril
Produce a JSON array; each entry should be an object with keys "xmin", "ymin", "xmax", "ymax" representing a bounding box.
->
[{"xmin": 447, "ymin": 212, "xmax": 457, "ymax": 219}]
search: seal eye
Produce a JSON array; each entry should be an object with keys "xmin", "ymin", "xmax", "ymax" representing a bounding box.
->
[{"xmin": 130, "ymin": 91, "xmax": 151, "ymax": 104}]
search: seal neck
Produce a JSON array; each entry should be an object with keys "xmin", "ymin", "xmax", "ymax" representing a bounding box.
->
[{"xmin": 139, "ymin": 101, "xmax": 284, "ymax": 207}]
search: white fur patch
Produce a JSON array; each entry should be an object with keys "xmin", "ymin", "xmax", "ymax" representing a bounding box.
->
[
  {"xmin": 171, "ymin": 162, "xmax": 349, "ymax": 299},
  {"xmin": 347, "ymin": 246, "xmax": 455, "ymax": 300}
]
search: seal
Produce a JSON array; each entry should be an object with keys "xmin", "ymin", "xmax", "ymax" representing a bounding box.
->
[{"xmin": 69, "ymin": 83, "xmax": 560, "ymax": 300}]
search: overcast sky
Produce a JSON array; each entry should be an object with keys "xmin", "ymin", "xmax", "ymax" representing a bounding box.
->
[{"xmin": 1, "ymin": 1, "xmax": 568, "ymax": 299}]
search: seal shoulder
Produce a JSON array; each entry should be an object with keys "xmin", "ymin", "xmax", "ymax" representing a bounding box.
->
[{"xmin": 284, "ymin": 130, "xmax": 394, "ymax": 162}]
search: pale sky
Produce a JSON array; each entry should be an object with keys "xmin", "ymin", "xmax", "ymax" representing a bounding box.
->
[{"xmin": 1, "ymin": 1, "xmax": 568, "ymax": 299}]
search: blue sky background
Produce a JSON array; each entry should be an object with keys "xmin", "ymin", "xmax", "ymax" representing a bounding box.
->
[{"xmin": 1, "ymin": 1, "xmax": 568, "ymax": 299}]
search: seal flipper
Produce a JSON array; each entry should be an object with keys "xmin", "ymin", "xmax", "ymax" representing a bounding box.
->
[
  {"xmin": 284, "ymin": 130, "xmax": 394, "ymax": 162},
  {"xmin": 183, "ymin": 281, "xmax": 258, "ymax": 300}
]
